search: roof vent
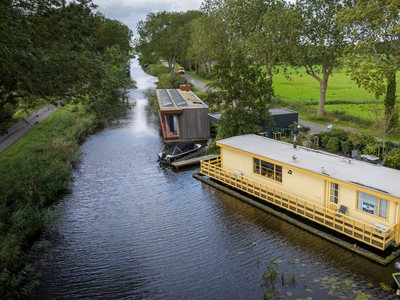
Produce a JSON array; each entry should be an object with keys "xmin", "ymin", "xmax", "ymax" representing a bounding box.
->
[{"xmin": 292, "ymin": 155, "xmax": 297, "ymax": 161}]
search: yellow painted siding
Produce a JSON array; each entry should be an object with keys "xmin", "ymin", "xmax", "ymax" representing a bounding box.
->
[
  {"xmin": 216, "ymin": 144, "xmax": 400, "ymax": 248},
  {"xmin": 222, "ymin": 148, "xmax": 326, "ymax": 207},
  {"xmin": 281, "ymin": 167, "xmax": 325, "ymax": 207},
  {"xmin": 221, "ymin": 148, "xmax": 243, "ymax": 174},
  {"xmin": 200, "ymin": 156, "xmax": 398, "ymax": 250}
]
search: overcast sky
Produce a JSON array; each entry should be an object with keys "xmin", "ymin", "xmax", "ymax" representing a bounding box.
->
[
  {"xmin": 92, "ymin": 0, "xmax": 204, "ymax": 36},
  {"xmin": 92, "ymin": 0, "xmax": 296, "ymax": 37}
]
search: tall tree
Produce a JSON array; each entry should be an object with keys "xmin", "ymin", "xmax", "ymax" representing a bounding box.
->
[
  {"xmin": 136, "ymin": 11, "xmax": 202, "ymax": 72},
  {"xmin": 339, "ymin": 0, "xmax": 400, "ymax": 128},
  {"xmin": 207, "ymin": 47, "xmax": 273, "ymax": 138},
  {"xmin": 187, "ymin": 13, "xmax": 228, "ymax": 74},
  {"xmin": 0, "ymin": 0, "xmax": 135, "ymax": 125},
  {"xmin": 290, "ymin": 0, "xmax": 353, "ymax": 118},
  {"xmin": 250, "ymin": 0, "xmax": 298, "ymax": 102}
]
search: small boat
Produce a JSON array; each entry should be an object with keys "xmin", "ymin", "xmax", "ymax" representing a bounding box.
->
[
  {"xmin": 157, "ymin": 141, "xmax": 201, "ymax": 163},
  {"xmin": 393, "ymin": 262, "xmax": 400, "ymax": 295}
]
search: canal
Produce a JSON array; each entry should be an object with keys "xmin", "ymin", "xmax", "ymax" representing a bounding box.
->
[{"xmin": 30, "ymin": 59, "xmax": 398, "ymax": 299}]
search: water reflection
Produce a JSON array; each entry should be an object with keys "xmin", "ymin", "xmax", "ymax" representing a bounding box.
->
[{"xmin": 30, "ymin": 59, "xmax": 397, "ymax": 300}]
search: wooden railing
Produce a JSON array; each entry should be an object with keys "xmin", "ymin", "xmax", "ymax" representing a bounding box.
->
[{"xmin": 200, "ymin": 156, "xmax": 397, "ymax": 251}]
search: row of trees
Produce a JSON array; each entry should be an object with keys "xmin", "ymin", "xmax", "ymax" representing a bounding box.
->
[
  {"xmin": 135, "ymin": 0, "xmax": 400, "ymax": 137},
  {"xmin": 0, "ymin": 0, "xmax": 135, "ymax": 128}
]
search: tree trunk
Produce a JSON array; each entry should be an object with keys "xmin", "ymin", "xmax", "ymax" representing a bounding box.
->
[
  {"xmin": 384, "ymin": 73, "xmax": 398, "ymax": 129},
  {"xmin": 317, "ymin": 79, "xmax": 328, "ymax": 118},
  {"xmin": 267, "ymin": 67, "xmax": 273, "ymax": 103},
  {"xmin": 168, "ymin": 57, "xmax": 173, "ymax": 72},
  {"xmin": 208, "ymin": 60, "xmax": 211, "ymax": 74}
]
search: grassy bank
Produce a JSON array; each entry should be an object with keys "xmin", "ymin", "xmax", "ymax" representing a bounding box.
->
[{"xmin": 0, "ymin": 104, "xmax": 96, "ymax": 299}]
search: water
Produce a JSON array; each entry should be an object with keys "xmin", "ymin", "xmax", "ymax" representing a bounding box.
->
[{"xmin": 30, "ymin": 59, "xmax": 398, "ymax": 299}]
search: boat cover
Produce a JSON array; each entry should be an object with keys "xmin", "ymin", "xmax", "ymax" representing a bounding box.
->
[{"xmin": 166, "ymin": 141, "xmax": 197, "ymax": 155}]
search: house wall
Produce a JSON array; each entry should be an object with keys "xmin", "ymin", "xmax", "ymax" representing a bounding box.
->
[
  {"xmin": 221, "ymin": 147, "xmax": 325, "ymax": 206},
  {"xmin": 221, "ymin": 146, "xmax": 399, "ymax": 236},
  {"xmin": 178, "ymin": 108, "xmax": 210, "ymax": 140},
  {"xmin": 338, "ymin": 184, "xmax": 396, "ymax": 228}
]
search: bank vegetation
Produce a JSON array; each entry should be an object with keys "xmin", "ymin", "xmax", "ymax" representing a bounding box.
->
[{"xmin": 0, "ymin": 0, "xmax": 135, "ymax": 298}]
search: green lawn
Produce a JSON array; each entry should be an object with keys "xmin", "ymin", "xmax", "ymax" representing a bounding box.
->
[{"xmin": 272, "ymin": 67, "xmax": 391, "ymax": 103}]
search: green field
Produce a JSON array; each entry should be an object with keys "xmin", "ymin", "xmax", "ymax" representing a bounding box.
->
[{"xmin": 272, "ymin": 67, "xmax": 382, "ymax": 103}]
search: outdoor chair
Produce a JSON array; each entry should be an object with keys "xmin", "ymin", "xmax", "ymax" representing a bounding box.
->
[
  {"xmin": 336, "ymin": 205, "xmax": 347, "ymax": 217},
  {"xmin": 362, "ymin": 157, "xmax": 368, "ymax": 162},
  {"xmin": 356, "ymin": 155, "xmax": 361, "ymax": 160},
  {"xmin": 377, "ymin": 158, "xmax": 385, "ymax": 166}
]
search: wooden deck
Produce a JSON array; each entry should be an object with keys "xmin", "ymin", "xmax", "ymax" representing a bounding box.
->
[
  {"xmin": 199, "ymin": 155, "xmax": 398, "ymax": 251},
  {"xmin": 171, "ymin": 152, "xmax": 218, "ymax": 169}
]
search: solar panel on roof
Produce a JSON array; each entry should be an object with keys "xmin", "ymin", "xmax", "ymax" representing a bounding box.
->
[
  {"xmin": 169, "ymin": 89, "xmax": 188, "ymax": 107},
  {"xmin": 159, "ymin": 89, "xmax": 174, "ymax": 107}
]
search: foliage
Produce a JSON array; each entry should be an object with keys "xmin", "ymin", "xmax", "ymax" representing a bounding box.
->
[
  {"xmin": 0, "ymin": 105, "xmax": 96, "ymax": 298},
  {"xmin": 145, "ymin": 62, "xmax": 169, "ymax": 77},
  {"xmin": 340, "ymin": 140, "xmax": 351, "ymax": 156},
  {"xmin": 326, "ymin": 137, "xmax": 340, "ymax": 153},
  {"xmin": 135, "ymin": 10, "xmax": 203, "ymax": 72},
  {"xmin": 156, "ymin": 73, "xmax": 186, "ymax": 89},
  {"xmin": 385, "ymin": 148, "xmax": 400, "ymax": 169},
  {"xmin": 207, "ymin": 48, "xmax": 273, "ymax": 139},
  {"xmin": 339, "ymin": 0, "xmax": 400, "ymax": 126},
  {"xmin": 0, "ymin": 0, "xmax": 135, "ymax": 127},
  {"xmin": 348, "ymin": 132, "xmax": 376, "ymax": 152},
  {"xmin": 289, "ymin": 0, "xmax": 353, "ymax": 118}
]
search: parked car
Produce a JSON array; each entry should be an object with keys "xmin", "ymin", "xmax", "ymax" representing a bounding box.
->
[{"xmin": 177, "ymin": 67, "xmax": 185, "ymax": 74}]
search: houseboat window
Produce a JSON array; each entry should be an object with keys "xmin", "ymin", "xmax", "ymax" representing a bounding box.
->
[
  {"xmin": 276, "ymin": 166, "xmax": 282, "ymax": 182},
  {"xmin": 254, "ymin": 158, "xmax": 260, "ymax": 174},
  {"xmin": 357, "ymin": 191, "xmax": 388, "ymax": 219},
  {"xmin": 253, "ymin": 158, "xmax": 282, "ymax": 183},
  {"xmin": 379, "ymin": 199, "xmax": 388, "ymax": 218},
  {"xmin": 329, "ymin": 182, "xmax": 339, "ymax": 204},
  {"xmin": 261, "ymin": 161, "xmax": 274, "ymax": 178}
]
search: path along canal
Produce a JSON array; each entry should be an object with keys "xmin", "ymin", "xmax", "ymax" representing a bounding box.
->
[{"xmin": 30, "ymin": 59, "xmax": 398, "ymax": 299}]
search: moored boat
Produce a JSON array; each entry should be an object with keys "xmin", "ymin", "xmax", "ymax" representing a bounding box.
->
[
  {"xmin": 393, "ymin": 262, "xmax": 400, "ymax": 295},
  {"xmin": 157, "ymin": 141, "xmax": 201, "ymax": 163}
]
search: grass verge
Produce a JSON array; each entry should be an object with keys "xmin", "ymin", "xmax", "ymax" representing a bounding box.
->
[{"xmin": 0, "ymin": 104, "xmax": 96, "ymax": 299}]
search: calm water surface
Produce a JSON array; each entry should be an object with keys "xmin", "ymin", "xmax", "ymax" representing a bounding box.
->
[{"xmin": 31, "ymin": 59, "xmax": 398, "ymax": 299}]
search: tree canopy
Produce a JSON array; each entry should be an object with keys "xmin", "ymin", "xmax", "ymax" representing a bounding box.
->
[
  {"xmin": 135, "ymin": 0, "xmax": 400, "ymax": 134},
  {"xmin": 208, "ymin": 48, "xmax": 273, "ymax": 138},
  {"xmin": 0, "ymin": 0, "xmax": 135, "ymax": 127}
]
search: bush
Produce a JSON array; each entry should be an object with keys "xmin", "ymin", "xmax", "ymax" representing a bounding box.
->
[
  {"xmin": 157, "ymin": 73, "xmax": 185, "ymax": 89},
  {"xmin": 385, "ymin": 148, "xmax": 400, "ymax": 169},
  {"xmin": 146, "ymin": 63, "xmax": 169, "ymax": 77},
  {"xmin": 340, "ymin": 141, "xmax": 351, "ymax": 156},
  {"xmin": 326, "ymin": 137, "xmax": 340, "ymax": 153}
]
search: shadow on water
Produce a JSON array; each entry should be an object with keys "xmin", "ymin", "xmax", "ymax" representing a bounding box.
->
[{"xmin": 29, "ymin": 59, "xmax": 400, "ymax": 300}]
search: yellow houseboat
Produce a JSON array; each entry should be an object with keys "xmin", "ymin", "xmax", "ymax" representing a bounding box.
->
[{"xmin": 198, "ymin": 134, "xmax": 400, "ymax": 260}]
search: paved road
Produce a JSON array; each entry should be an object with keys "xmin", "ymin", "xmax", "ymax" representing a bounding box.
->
[{"xmin": 0, "ymin": 103, "xmax": 59, "ymax": 154}]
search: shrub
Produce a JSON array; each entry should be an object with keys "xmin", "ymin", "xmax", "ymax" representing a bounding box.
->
[
  {"xmin": 326, "ymin": 137, "xmax": 340, "ymax": 153},
  {"xmin": 157, "ymin": 73, "xmax": 186, "ymax": 89},
  {"xmin": 385, "ymin": 148, "xmax": 400, "ymax": 169},
  {"xmin": 340, "ymin": 141, "xmax": 351, "ymax": 156},
  {"xmin": 329, "ymin": 128, "xmax": 350, "ymax": 142}
]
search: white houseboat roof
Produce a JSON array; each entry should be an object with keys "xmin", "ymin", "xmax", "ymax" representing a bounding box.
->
[{"xmin": 217, "ymin": 134, "xmax": 400, "ymax": 199}]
